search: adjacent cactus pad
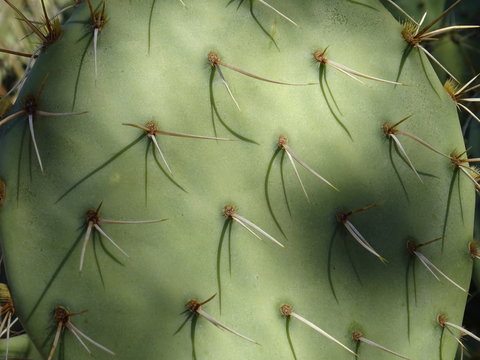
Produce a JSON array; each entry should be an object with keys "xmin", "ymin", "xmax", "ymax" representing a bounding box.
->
[{"xmin": 0, "ymin": 0, "xmax": 476, "ymax": 359}]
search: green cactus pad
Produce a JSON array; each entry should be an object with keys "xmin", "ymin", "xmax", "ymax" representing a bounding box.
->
[{"xmin": 0, "ymin": 1, "xmax": 475, "ymax": 359}]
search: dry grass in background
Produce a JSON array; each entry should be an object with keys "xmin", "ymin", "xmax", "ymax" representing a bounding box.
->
[{"xmin": 0, "ymin": 0, "xmax": 71, "ymax": 97}]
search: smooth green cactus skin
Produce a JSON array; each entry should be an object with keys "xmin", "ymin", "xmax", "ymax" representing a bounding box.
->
[{"xmin": 0, "ymin": 1, "xmax": 475, "ymax": 359}]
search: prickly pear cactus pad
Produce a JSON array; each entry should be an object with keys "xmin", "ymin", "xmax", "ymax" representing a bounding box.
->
[{"xmin": 0, "ymin": 0, "xmax": 476, "ymax": 359}]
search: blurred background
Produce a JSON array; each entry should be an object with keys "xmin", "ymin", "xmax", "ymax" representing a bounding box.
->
[{"xmin": 0, "ymin": 0, "xmax": 70, "ymax": 101}]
